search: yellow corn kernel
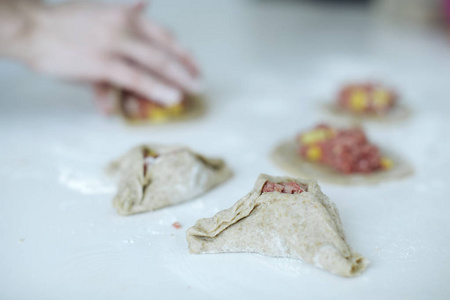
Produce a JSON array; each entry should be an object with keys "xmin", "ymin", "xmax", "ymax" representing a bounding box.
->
[
  {"xmin": 149, "ymin": 104, "xmax": 184, "ymax": 121},
  {"xmin": 301, "ymin": 129, "xmax": 333, "ymax": 145},
  {"xmin": 349, "ymin": 90, "xmax": 368, "ymax": 112},
  {"xmin": 306, "ymin": 146, "xmax": 322, "ymax": 161},
  {"xmin": 166, "ymin": 103, "xmax": 184, "ymax": 116},
  {"xmin": 149, "ymin": 107, "xmax": 171, "ymax": 121},
  {"xmin": 372, "ymin": 89, "xmax": 390, "ymax": 109},
  {"xmin": 381, "ymin": 157, "xmax": 393, "ymax": 170}
]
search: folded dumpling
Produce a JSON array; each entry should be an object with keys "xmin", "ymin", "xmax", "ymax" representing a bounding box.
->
[
  {"xmin": 186, "ymin": 174, "xmax": 368, "ymax": 277},
  {"xmin": 108, "ymin": 145, "xmax": 232, "ymax": 215}
]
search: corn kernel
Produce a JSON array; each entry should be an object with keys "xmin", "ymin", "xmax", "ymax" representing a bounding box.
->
[
  {"xmin": 306, "ymin": 146, "xmax": 322, "ymax": 161},
  {"xmin": 149, "ymin": 107, "xmax": 170, "ymax": 121},
  {"xmin": 301, "ymin": 129, "xmax": 333, "ymax": 145},
  {"xmin": 372, "ymin": 89, "xmax": 390, "ymax": 109},
  {"xmin": 349, "ymin": 90, "xmax": 368, "ymax": 112},
  {"xmin": 381, "ymin": 157, "xmax": 393, "ymax": 170},
  {"xmin": 167, "ymin": 103, "xmax": 184, "ymax": 115}
]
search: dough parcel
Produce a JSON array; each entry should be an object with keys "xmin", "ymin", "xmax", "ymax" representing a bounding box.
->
[
  {"xmin": 108, "ymin": 145, "xmax": 232, "ymax": 215},
  {"xmin": 187, "ymin": 174, "xmax": 368, "ymax": 277}
]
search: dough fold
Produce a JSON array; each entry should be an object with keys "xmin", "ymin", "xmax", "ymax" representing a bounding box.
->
[
  {"xmin": 186, "ymin": 174, "xmax": 368, "ymax": 277},
  {"xmin": 108, "ymin": 145, "xmax": 232, "ymax": 215}
]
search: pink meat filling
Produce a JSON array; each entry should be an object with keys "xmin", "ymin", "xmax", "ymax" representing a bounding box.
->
[
  {"xmin": 299, "ymin": 125, "xmax": 383, "ymax": 174},
  {"xmin": 262, "ymin": 181, "xmax": 306, "ymax": 194}
]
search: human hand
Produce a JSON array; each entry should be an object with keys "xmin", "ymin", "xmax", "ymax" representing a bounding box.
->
[{"xmin": 17, "ymin": 1, "xmax": 200, "ymax": 106}]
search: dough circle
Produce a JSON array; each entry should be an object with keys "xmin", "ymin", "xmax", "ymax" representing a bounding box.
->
[
  {"xmin": 322, "ymin": 102, "xmax": 411, "ymax": 123},
  {"xmin": 271, "ymin": 140, "xmax": 413, "ymax": 185}
]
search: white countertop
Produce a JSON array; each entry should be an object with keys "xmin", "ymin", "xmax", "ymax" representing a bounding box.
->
[{"xmin": 1, "ymin": 0, "xmax": 450, "ymax": 299}]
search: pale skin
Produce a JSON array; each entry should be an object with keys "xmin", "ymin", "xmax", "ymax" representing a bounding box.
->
[{"xmin": 0, "ymin": 0, "xmax": 200, "ymax": 112}]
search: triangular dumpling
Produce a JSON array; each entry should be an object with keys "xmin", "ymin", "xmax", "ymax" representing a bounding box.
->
[
  {"xmin": 186, "ymin": 174, "xmax": 368, "ymax": 277},
  {"xmin": 108, "ymin": 145, "xmax": 232, "ymax": 215}
]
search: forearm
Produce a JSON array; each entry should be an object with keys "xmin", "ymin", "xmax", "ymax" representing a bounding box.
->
[{"xmin": 0, "ymin": 0, "xmax": 44, "ymax": 60}]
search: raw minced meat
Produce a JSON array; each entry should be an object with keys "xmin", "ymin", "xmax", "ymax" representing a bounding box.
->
[
  {"xmin": 298, "ymin": 124, "xmax": 391, "ymax": 174},
  {"xmin": 337, "ymin": 83, "xmax": 397, "ymax": 115},
  {"xmin": 262, "ymin": 181, "xmax": 306, "ymax": 194}
]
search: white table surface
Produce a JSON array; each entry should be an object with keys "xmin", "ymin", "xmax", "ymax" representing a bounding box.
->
[{"xmin": 1, "ymin": 0, "xmax": 450, "ymax": 299}]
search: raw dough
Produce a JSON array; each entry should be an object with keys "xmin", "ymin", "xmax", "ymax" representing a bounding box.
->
[
  {"xmin": 323, "ymin": 102, "xmax": 411, "ymax": 123},
  {"xmin": 108, "ymin": 145, "xmax": 232, "ymax": 215},
  {"xmin": 272, "ymin": 140, "xmax": 413, "ymax": 185},
  {"xmin": 186, "ymin": 174, "xmax": 368, "ymax": 277}
]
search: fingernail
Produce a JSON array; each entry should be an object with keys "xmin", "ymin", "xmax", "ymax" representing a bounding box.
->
[{"xmin": 150, "ymin": 85, "xmax": 182, "ymax": 105}]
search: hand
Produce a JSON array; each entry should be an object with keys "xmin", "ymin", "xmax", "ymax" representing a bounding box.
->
[{"xmin": 11, "ymin": 1, "xmax": 200, "ymax": 107}]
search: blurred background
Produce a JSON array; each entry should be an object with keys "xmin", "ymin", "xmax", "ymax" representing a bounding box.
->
[{"xmin": 2, "ymin": 0, "xmax": 449, "ymax": 110}]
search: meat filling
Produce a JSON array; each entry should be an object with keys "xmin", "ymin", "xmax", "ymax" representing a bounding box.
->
[
  {"xmin": 262, "ymin": 181, "xmax": 306, "ymax": 194},
  {"xmin": 298, "ymin": 124, "xmax": 392, "ymax": 174},
  {"xmin": 121, "ymin": 91, "xmax": 185, "ymax": 121},
  {"xmin": 337, "ymin": 83, "xmax": 397, "ymax": 115}
]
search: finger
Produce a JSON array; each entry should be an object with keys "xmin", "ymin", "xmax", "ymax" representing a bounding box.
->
[
  {"xmin": 93, "ymin": 83, "xmax": 118, "ymax": 115},
  {"xmin": 141, "ymin": 19, "xmax": 200, "ymax": 76},
  {"xmin": 135, "ymin": 17, "xmax": 200, "ymax": 76},
  {"xmin": 102, "ymin": 59, "xmax": 182, "ymax": 106},
  {"xmin": 117, "ymin": 38, "xmax": 200, "ymax": 93},
  {"xmin": 125, "ymin": 4, "xmax": 200, "ymax": 77},
  {"xmin": 130, "ymin": 0, "xmax": 147, "ymax": 13}
]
